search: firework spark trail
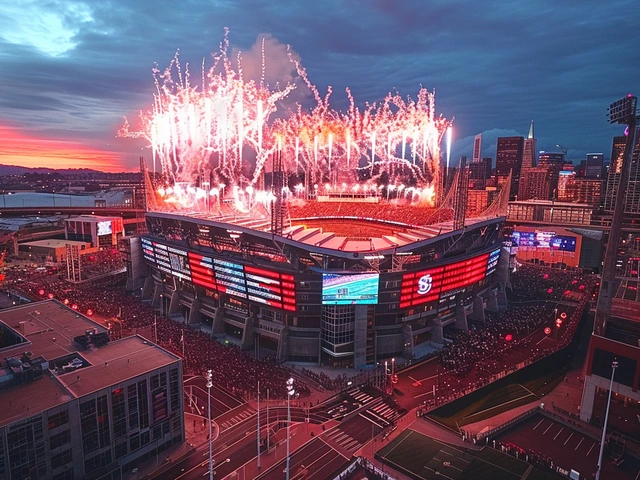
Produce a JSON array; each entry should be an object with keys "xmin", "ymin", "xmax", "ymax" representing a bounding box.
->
[{"xmin": 119, "ymin": 32, "xmax": 452, "ymax": 211}]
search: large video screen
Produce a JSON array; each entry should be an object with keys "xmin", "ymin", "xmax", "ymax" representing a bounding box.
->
[
  {"xmin": 97, "ymin": 220, "xmax": 112, "ymax": 236},
  {"xmin": 322, "ymin": 273, "xmax": 379, "ymax": 305},
  {"xmin": 551, "ymin": 235, "xmax": 577, "ymax": 252},
  {"xmin": 400, "ymin": 252, "xmax": 490, "ymax": 309},
  {"xmin": 513, "ymin": 231, "xmax": 576, "ymax": 252}
]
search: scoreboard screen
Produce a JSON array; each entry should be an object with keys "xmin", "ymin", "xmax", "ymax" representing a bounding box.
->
[{"xmin": 400, "ymin": 251, "xmax": 491, "ymax": 309}]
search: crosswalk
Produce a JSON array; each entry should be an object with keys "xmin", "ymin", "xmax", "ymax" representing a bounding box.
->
[
  {"xmin": 323, "ymin": 427, "xmax": 364, "ymax": 453},
  {"xmin": 349, "ymin": 388, "xmax": 375, "ymax": 405},
  {"xmin": 359, "ymin": 400, "xmax": 402, "ymax": 428},
  {"xmin": 219, "ymin": 406, "xmax": 256, "ymax": 430}
]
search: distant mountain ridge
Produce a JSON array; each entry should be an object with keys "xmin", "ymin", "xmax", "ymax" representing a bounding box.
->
[{"xmin": 0, "ymin": 164, "xmax": 104, "ymax": 175}]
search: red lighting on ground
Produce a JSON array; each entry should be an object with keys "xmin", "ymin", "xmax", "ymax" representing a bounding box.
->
[
  {"xmin": 547, "ymin": 288, "xmax": 553, "ymax": 294},
  {"xmin": 72, "ymin": 304, "xmax": 78, "ymax": 310},
  {"xmin": 63, "ymin": 299, "xmax": 70, "ymax": 305},
  {"xmin": 564, "ymin": 290, "xmax": 570, "ymax": 296},
  {"xmin": 560, "ymin": 312, "xmax": 567, "ymax": 319},
  {"xmin": 86, "ymin": 309, "xmax": 93, "ymax": 316},
  {"xmin": 544, "ymin": 327, "xmax": 552, "ymax": 335},
  {"xmin": 47, "ymin": 293, "xmax": 54, "ymax": 299},
  {"xmin": 543, "ymin": 274, "xmax": 549, "ymax": 279},
  {"xmin": 579, "ymin": 285, "xmax": 585, "ymax": 290},
  {"xmin": 505, "ymin": 334, "xmax": 513, "ymax": 342},
  {"xmin": 556, "ymin": 319, "xmax": 563, "ymax": 327},
  {"xmin": 38, "ymin": 289, "xmax": 45, "ymax": 296},
  {"xmin": 571, "ymin": 280, "xmax": 578, "ymax": 285}
]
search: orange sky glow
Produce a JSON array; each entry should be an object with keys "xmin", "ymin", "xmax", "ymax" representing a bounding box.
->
[{"xmin": 0, "ymin": 124, "xmax": 128, "ymax": 172}]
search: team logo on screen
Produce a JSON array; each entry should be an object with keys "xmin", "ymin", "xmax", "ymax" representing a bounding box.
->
[{"xmin": 417, "ymin": 274, "xmax": 433, "ymax": 295}]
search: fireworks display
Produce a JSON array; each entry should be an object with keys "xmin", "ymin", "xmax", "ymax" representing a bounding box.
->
[{"xmin": 120, "ymin": 30, "xmax": 452, "ymax": 211}]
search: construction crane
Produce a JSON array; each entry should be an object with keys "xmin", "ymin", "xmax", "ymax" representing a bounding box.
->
[{"xmin": 556, "ymin": 144, "xmax": 568, "ymax": 158}]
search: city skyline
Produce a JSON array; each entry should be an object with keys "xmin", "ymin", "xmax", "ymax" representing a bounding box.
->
[{"xmin": 0, "ymin": 0, "xmax": 638, "ymax": 172}]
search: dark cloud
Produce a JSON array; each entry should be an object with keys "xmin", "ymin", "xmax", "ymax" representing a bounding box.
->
[{"xmin": 0, "ymin": 0, "xmax": 638, "ymax": 170}]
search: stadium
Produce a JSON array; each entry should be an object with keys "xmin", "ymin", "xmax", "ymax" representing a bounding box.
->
[
  {"xmin": 138, "ymin": 194, "xmax": 507, "ymax": 368},
  {"xmin": 128, "ymin": 38, "xmax": 510, "ymax": 368}
]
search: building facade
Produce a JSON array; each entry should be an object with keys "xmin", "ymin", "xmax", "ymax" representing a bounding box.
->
[
  {"xmin": 0, "ymin": 301, "xmax": 184, "ymax": 480},
  {"xmin": 139, "ymin": 212, "xmax": 508, "ymax": 368},
  {"xmin": 495, "ymin": 136, "xmax": 525, "ymax": 200}
]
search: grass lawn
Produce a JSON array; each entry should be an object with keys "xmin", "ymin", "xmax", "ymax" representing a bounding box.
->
[
  {"xmin": 376, "ymin": 429, "xmax": 529, "ymax": 480},
  {"xmin": 427, "ymin": 369, "xmax": 567, "ymax": 431}
]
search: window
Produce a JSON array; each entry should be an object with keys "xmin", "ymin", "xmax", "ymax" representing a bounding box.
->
[
  {"xmin": 50, "ymin": 430, "xmax": 71, "ymax": 451},
  {"xmin": 321, "ymin": 305, "xmax": 355, "ymax": 353},
  {"xmin": 48, "ymin": 410, "xmax": 69, "ymax": 430},
  {"xmin": 51, "ymin": 449, "xmax": 72, "ymax": 469},
  {"xmin": 299, "ymin": 281, "xmax": 311, "ymax": 290},
  {"xmin": 169, "ymin": 368, "xmax": 180, "ymax": 413}
]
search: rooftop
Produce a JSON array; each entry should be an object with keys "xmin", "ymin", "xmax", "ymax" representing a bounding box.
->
[
  {"xmin": 20, "ymin": 239, "xmax": 90, "ymax": 248},
  {"xmin": 0, "ymin": 300, "xmax": 180, "ymax": 427}
]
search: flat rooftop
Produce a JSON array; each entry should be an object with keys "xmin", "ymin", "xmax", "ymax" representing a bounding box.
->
[
  {"xmin": 20, "ymin": 239, "xmax": 90, "ymax": 248},
  {"xmin": 0, "ymin": 300, "xmax": 180, "ymax": 427}
]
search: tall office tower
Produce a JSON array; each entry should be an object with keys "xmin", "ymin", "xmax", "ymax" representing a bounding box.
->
[
  {"xmin": 523, "ymin": 121, "xmax": 536, "ymax": 168},
  {"xmin": 472, "ymin": 134, "xmax": 482, "ymax": 163},
  {"xmin": 482, "ymin": 157, "xmax": 493, "ymax": 178},
  {"xmin": 517, "ymin": 166, "xmax": 554, "ymax": 200},
  {"xmin": 468, "ymin": 158, "xmax": 491, "ymax": 190},
  {"xmin": 537, "ymin": 152, "xmax": 565, "ymax": 200},
  {"xmin": 495, "ymin": 136, "xmax": 524, "ymax": 200},
  {"xmin": 604, "ymin": 135, "xmax": 640, "ymax": 212},
  {"xmin": 585, "ymin": 153, "xmax": 604, "ymax": 178}
]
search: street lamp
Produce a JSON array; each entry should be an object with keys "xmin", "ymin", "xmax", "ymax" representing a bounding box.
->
[
  {"xmin": 595, "ymin": 360, "xmax": 618, "ymax": 480},
  {"xmin": 285, "ymin": 377, "xmax": 295, "ymax": 480},
  {"xmin": 206, "ymin": 370, "xmax": 214, "ymax": 480}
]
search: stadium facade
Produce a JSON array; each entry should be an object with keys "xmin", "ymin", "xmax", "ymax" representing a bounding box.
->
[{"xmin": 138, "ymin": 206, "xmax": 509, "ymax": 368}]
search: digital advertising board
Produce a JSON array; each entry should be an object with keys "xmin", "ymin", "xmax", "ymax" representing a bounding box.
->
[
  {"xmin": 512, "ymin": 231, "xmax": 576, "ymax": 252},
  {"xmin": 400, "ymin": 252, "xmax": 490, "ymax": 309},
  {"xmin": 322, "ymin": 273, "xmax": 379, "ymax": 305},
  {"xmin": 186, "ymin": 251, "xmax": 297, "ymax": 311},
  {"xmin": 97, "ymin": 220, "xmax": 112, "ymax": 236}
]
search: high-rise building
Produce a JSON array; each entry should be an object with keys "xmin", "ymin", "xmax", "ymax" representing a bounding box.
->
[
  {"xmin": 585, "ymin": 153, "xmax": 604, "ymax": 179},
  {"xmin": 472, "ymin": 134, "xmax": 482, "ymax": 163},
  {"xmin": 517, "ymin": 166, "xmax": 554, "ymax": 200},
  {"xmin": 562, "ymin": 177, "xmax": 602, "ymax": 207},
  {"xmin": 0, "ymin": 301, "xmax": 184, "ymax": 480},
  {"xmin": 495, "ymin": 136, "xmax": 524, "ymax": 200},
  {"xmin": 469, "ymin": 158, "xmax": 491, "ymax": 190},
  {"xmin": 523, "ymin": 121, "xmax": 536, "ymax": 168},
  {"xmin": 604, "ymin": 135, "xmax": 640, "ymax": 212},
  {"xmin": 482, "ymin": 157, "xmax": 493, "ymax": 178}
]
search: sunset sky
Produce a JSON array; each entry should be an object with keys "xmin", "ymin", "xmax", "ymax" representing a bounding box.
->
[{"xmin": 0, "ymin": 0, "xmax": 638, "ymax": 172}]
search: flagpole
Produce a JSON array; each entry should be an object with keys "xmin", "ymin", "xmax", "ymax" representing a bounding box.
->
[
  {"xmin": 182, "ymin": 329, "xmax": 185, "ymax": 357},
  {"xmin": 154, "ymin": 315, "xmax": 157, "ymax": 343}
]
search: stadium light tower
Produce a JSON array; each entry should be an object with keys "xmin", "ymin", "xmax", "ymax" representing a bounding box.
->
[
  {"xmin": 285, "ymin": 377, "xmax": 295, "ymax": 480},
  {"xmin": 595, "ymin": 94, "xmax": 638, "ymax": 335},
  {"xmin": 595, "ymin": 359, "xmax": 618, "ymax": 480},
  {"xmin": 206, "ymin": 369, "xmax": 214, "ymax": 480}
]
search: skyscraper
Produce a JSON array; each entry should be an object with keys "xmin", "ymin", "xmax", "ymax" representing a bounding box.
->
[
  {"xmin": 495, "ymin": 136, "xmax": 524, "ymax": 200},
  {"xmin": 523, "ymin": 121, "xmax": 536, "ymax": 168},
  {"xmin": 472, "ymin": 134, "xmax": 482, "ymax": 163},
  {"xmin": 585, "ymin": 153, "xmax": 604, "ymax": 178},
  {"xmin": 604, "ymin": 135, "xmax": 640, "ymax": 212}
]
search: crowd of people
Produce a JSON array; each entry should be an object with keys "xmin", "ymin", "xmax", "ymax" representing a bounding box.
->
[
  {"xmin": 439, "ymin": 303, "xmax": 558, "ymax": 377},
  {"xmin": 6, "ymin": 267, "xmax": 310, "ymax": 400},
  {"xmin": 289, "ymin": 200, "xmax": 437, "ymax": 226},
  {"xmin": 299, "ymin": 367, "xmax": 376, "ymax": 392},
  {"xmin": 78, "ymin": 248, "xmax": 125, "ymax": 279},
  {"xmin": 508, "ymin": 263, "xmax": 593, "ymax": 302}
]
